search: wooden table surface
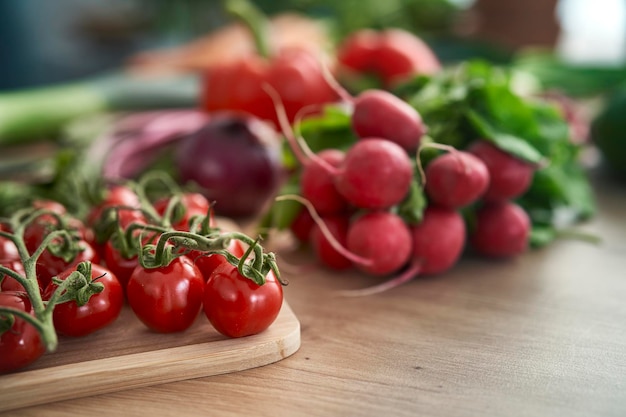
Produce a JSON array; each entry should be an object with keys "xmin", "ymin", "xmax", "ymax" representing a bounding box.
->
[{"xmin": 6, "ymin": 171, "xmax": 626, "ymax": 417}]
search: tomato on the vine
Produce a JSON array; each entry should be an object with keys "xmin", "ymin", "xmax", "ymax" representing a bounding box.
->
[
  {"xmin": 0, "ymin": 291, "xmax": 46, "ymax": 373},
  {"xmin": 0, "ymin": 233, "xmax": 29, "ymax": 292},
  {"xmin": 203, "ymin": 263, "xmax": 283, "ymax": 338},
  {"xmin": 127, "ymin": 256, "xmax": 204, "ymax": 333},
  {"xmin": 154, "ymin": 192, "xmax": 211, "ymax": 231},
  {"xmin": 36, "ymin": 240, "xmax": 100, "ymax": 290},
  {"xmin": 190, "ymin": 238, "xmax": 246, "ymax": 282},
  {"xmin": 87, "ymin": 184, "xmax": 141, "ymax": 227},
  {"xmin": 43, "ymin": 263, "xmax": 124, "ymax": 337}
]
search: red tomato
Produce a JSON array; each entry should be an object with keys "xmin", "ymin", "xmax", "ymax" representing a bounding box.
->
[
  {"xmin": 337, "ymin": 28, "xmax": 441, "ymax": 88},
  {"xmin": 87, "ymin": 185, "xmax": 141, "ymax": 226},
  {"xmin": 31, "ymin": 199, "xmax": 67, "ymax": 215},
  {"xmin": 201, "ymin": 47, "xmax": 338, "ymax": 128},
  {"xmin": 24, "ymin": 214, "xmax": 88, "ymax": 255},
  {"xmin": 203, "ymin": 263, "xmax": 283, "ymax": 338},
  {"xmin": 0, "ymin": 259, "xmax": 27, "ymax": 292},
  {"xmin": 103, "ymin": 240, "xmax": 138, "ymax": 291},
  {"xmin": 36, "ymin": 240, "xmax": 100, "ymax": 290},
  {"xmin": 190, "ymin": 238, "xmax": 246, "ymax": 282},
  {"xmin": 0, "ymin": 292, "xmax": 46, "ymax": 373},
  {"xmin": 154, "ymin": 193, "xmax": 211, "ymax": 231},
  {"xmin": 103, "ymin": 227, "xmax": 160, "ymax": 290},
  {"xmin": 127, "ymin": 256, "xmax": 204, "ymax": 333},
  {"xmin": 43, "ymin": 263, "xmax": 124, "ymax": 337}
]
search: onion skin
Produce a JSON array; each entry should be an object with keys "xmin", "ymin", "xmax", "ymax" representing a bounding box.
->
[{"xmin": 175, "ymin": 111, "xmax": 285, "ymax": 218}]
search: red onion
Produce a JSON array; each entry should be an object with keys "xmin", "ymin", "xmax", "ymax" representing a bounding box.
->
[{"xmin": 174, "ymin": 112, "xmax": 285, "ymax": 218}]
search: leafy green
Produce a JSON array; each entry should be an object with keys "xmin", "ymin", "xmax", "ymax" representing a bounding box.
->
[{"xmin": 399, "ymin": 60, "xmax": 595, "ymax": 244}]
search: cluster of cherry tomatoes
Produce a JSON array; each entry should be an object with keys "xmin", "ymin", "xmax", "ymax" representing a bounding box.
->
[{"xmin": 0, "ymin": 183, "xmax": 283, "ymax": 374}]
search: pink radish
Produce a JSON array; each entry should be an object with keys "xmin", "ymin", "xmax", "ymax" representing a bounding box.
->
[
  {"xmin": 276, "ymin": 195, "xmax": 409, "ymax": 277},
  {"xmin": 350, "ymin": 90, "xmax": 427, "ymax": 152},
  {"xmin": 470, "ymin": 201, "xmax": 530, "ymax": 258},
  {"xmin": 333, "ymin": 138, "xmax": 413, "ymax": 210},
  {"xmin": 300, "ymin": 148, "xmax": 349, "ymax": 215},
  {"xmin": 265, "ymin": 85, "xmax": 413, "ymax": 210},
  {"xmin": 467, "ymin": 140, "xmax": 535, "ymax": 201},
  {"xmin": 346, "ymin": 211, "xmax": 413, "ymax": 276},
  {"xmin": 424, "ymin": 150, "xmax": 490, "ymax": 209},
  {"xmin": 322, "ymin": 65, "xmax": 426, "ymax": 152},
  {"xmin": 289, "ymin": 207, "xmax": 315, "ymax": 244},
  {"xmin": 411, "ymin": 206, "xmax": 466, "ymax": 275},
  {"xmin": 338, "ymin": 206, "xmax": 465, "ymax": 296},
  {"xmin": 310, "ymin": 214, "xmax": 353, "ymax": 271}
]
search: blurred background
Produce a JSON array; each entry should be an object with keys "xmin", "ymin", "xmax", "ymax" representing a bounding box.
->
[{"xmin": 0, "ymin": 0, "xmax": 624, "ymax": 90}]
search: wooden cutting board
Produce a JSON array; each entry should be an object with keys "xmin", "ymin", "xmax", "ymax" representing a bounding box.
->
[{"xmin": 0, "ymin": 301, "xmax": 300, "ymax": 412}]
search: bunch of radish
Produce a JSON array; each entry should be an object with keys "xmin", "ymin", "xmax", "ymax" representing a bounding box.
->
[{"xmin": 266, "ymin": 74, "xmax": 537, "ymax": 295}]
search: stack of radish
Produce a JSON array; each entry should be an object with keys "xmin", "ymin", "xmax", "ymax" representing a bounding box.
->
[{"xmin": 268, "ymin": 78, "xmax": 537, "ymax": 296}]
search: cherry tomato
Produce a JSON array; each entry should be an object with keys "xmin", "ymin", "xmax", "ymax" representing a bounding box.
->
[
  {"xmin": 154, "ymin": 192, "xmax": 211, "ymax": 231},
  {"xmin": 43, "ymin": 263, "xmax": 123, "ymax": 337},
  {"xmin": 0, "ymin": 291, "xmax": 45, "ymax": 374},
  {"xmin": 337, "ymin": 28, "xmax": 441, "ymax": 88},
  {"xmin": 87, "ymin": 184, "xmax": 141, "ymax": 226},
  {"xmin": 190, "ymin": 238, "xmax": 246, "ymax": 282},
  {"xmin": 127, "ymin": 256, "xmax": 204, "ymax": 333},
  {"xmin": 0, "ymin": 234, "xmax": 28, "ymax": 292},
  {"xmin": 201, "ymin": 47, "xmax": 338, "ymax": 127},
  {"xmin": 31, "ymin": 199, "xmax": 67, "ymax": 215},
  {"xmin": 103, "ymin": 241, "xmax": 138, "ymax": 291},
  {"xmin": 0, "ymin": 259, "xmax": 27, "ymax": 292},
  {"xmin": 203, "ymin": 263, "xmax": 283, "ymax": 338},
  {"xmin": 24, "ymin": 213, "xmax": 88, "ymax": 255},
  {"xmin": 36, "ymin": 240, "xmax": 100, "ymax": 290},
  {"xmin": 103, "ymin": 228, "xmax": 159, "ymax": 291}
]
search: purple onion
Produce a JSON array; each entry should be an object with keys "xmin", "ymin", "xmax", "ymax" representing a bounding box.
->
[{"xmin": 175, "ymin": 112, "xmax": 286, "ymax": 218}]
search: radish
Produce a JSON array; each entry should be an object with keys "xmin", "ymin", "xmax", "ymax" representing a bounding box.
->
[
  {"xmin": 411, "ymin": 206, "xmax": 466, "ymax": 275},
  {"xmin": 346, "ymin": 211, "xmax": 413, "ymax": 276},
  {"xmin": 333, "ymin": 138, "xmax": 413, "ymax": 210},
  {"xmin": 322, "ymin": 65, "xmax": 426, "ymax": 152},
  {"xmin": 338, "ymin": 206, "xmax": 465, "ymax": 296},
  {"xmin": 300, "ymin": 148, "xmax": 349, "ymax": 215},
  {"xmin": 470, "ymin": 201, "xmax": 530, "ymax": 258},
  {"xmin": 467, "ymin": 140, "xmax": 535, "ymax": 201},
  {"xmin": 276, "ymin": 195, "xmax": 410, "ymax": 277},
  {"xmin": 424, "ymin": 149, "xmax": 490, "ymax": 209},
  {"xmin": 265, "ymin": 85, "xmax": 413, "ymax": 210},
  {"xmin": 350, "ymin": 90, "xmax": 427, "ymax": 152},
  {"xmin": 289, "ymin": 207, "xmax": 315, "ymax": 244},
  {"xmin": 310, "ymin": 214, "xmax": 353, "ymax": 271}
]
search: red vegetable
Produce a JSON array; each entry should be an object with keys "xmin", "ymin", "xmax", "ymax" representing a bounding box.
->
[
  {"xmin": 154, "ymin": 192, "xmax": 211, "ymax": 231},
  {"xmin": 201, "ymin": 47, "xmax": 338, "ymax": 128},
  {"xmin": 411, "ymin": 206, "xmax": 466, "ymax": 275},
  {"xmin": 310, "ymin": 214, "xmax": 353, "ymax": 271},
  {"xmin": 299, "ymin": 149, "xmax": 348, "ymax": 215},
  {"xmin": 44, "ymin": 263, "xmax": 124, "ymax": 337},
  {"xmin": 333, "ymin": 138, "xmax": 413, "ymax": 210},
  {"xmin": 346, "ymin": 211, "xmax": 413, "ymax": 276},
  {"xmin": 0, "ymin": 291, "xmax": 45, "ymax": 373},
  {"xmin": 35, "ymin": 239, "xmax": 100, "ymax": 290},
  {"xmin": 468, "ymin": 140, "xmax": 535, "ymax": 202},
  {"xmin": 470, "ymin": 201, "xmax": 531, "ymax": 258},
  {"xmin": 350, "ymin": 89, "xmax": 427, "ymax": 153},
  {"xmin": 203, "ymin": 262, "xmax": 283, "ymax": 338},
  {"xmin": 424, "ymin": 150, "xmax": 490, "ymax": 209},
  {"xmin": 127, "ymin": 256, "xmax": 204, "ymax": 333},
  {"xmin": 337, "ymin": 28, "xmax": 441, "ymax": 88},
  {"xmin": 175, "ymin": 112, "xmax": 285, "ymax": 218}
]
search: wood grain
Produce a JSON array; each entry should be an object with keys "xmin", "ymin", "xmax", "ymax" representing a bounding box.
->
[
  {"xmin": 4, "ymin": 172, "xmax": 626, "ymax": 417},
  {"xmin": 0, "ymin": 302, "xmax": 300, "ymax": 412}
]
